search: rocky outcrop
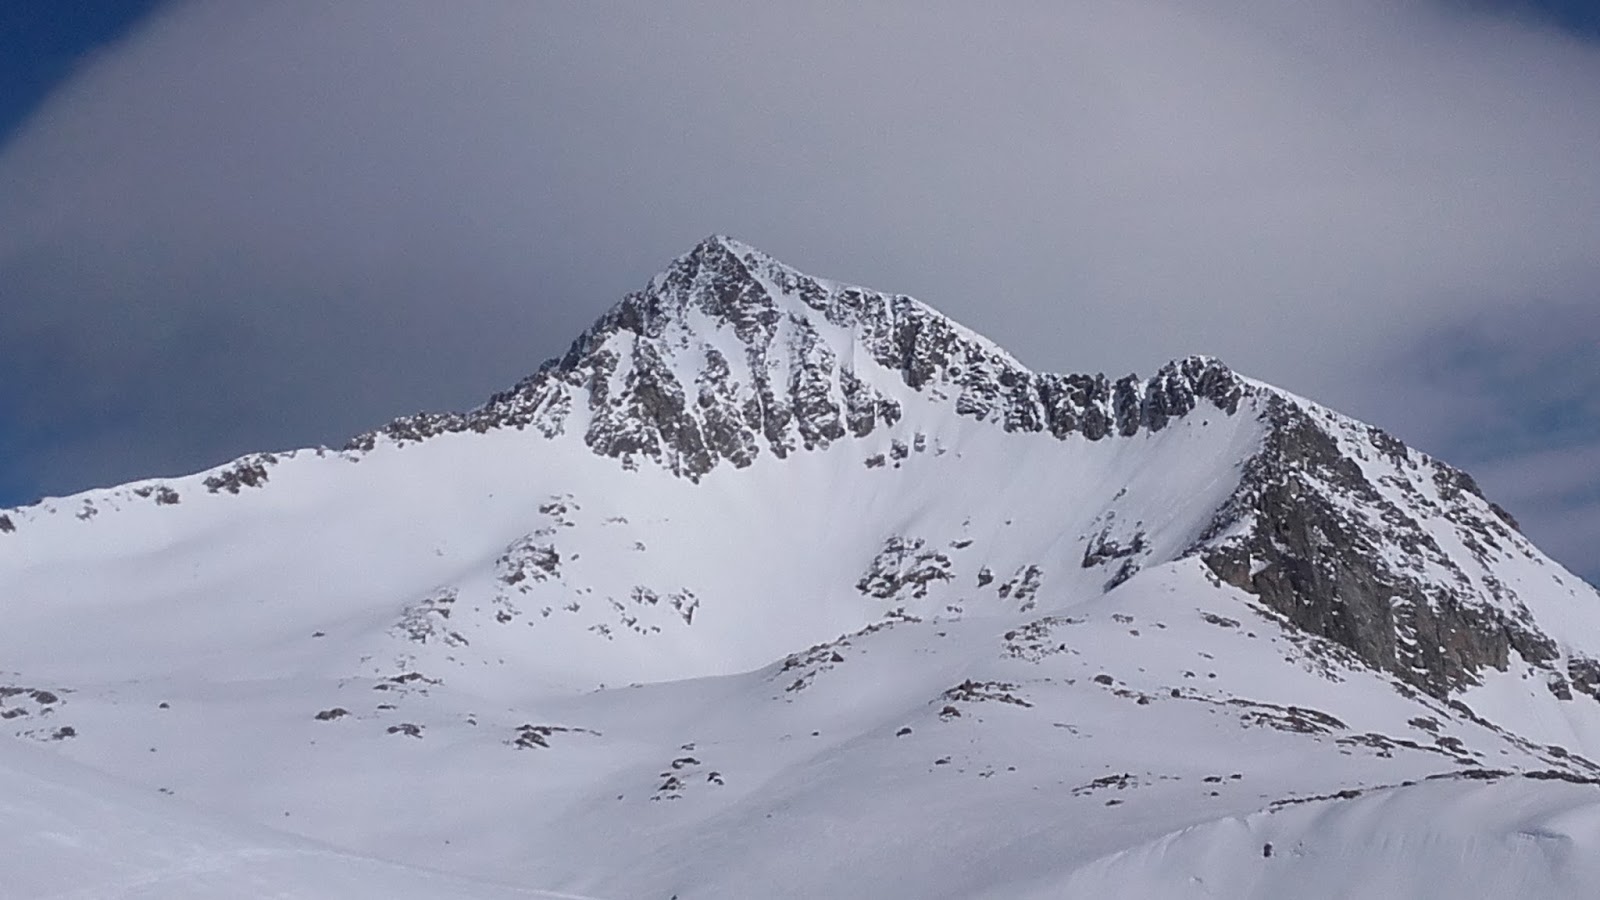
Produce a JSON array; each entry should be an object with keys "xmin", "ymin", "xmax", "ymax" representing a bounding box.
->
[
  {"xmin": 203, "ymin": 454, "xmax": 277, "ymax": 494},
  {"xmin": 1196, "ymin": 395, "xmax": 1555, "ymax": 698},
  {"xmin": 1569, "ymin": 657, "xmax": 1600, "ymax": 703},
  {"xmin": 857, "ymin": 537, "xmax": 954, "ymax": 602}
]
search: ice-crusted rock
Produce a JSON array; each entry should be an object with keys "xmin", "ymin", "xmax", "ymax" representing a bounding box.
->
[{"xmin": 346, "ymin": 236, "xmax": 1245, "ymax": 478}]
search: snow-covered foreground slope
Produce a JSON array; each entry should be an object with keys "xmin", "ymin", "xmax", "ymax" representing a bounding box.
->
[
  {"xmin": 0, "ymin": 738, "xmax": 574, "ymax": 899},
  {"xmin": 1032, "ymin": 775, "xmax": 1600, "ymax": 900},
  {"xmin": 4, "ymin": 237, "xmax": 1600, "ymax": 898}
]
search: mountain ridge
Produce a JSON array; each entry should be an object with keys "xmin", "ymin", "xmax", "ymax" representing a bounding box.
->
[
  {"xmin": 4, "ymin": 237, "xmax": 1600, "ymax": 898},
  {"xmin": 343, "ymin": 234, "xmax": 1245, "ymax": 474},
  {"xmin": 4, "ymin": 236, "xmax": 1594, "ymax": 703}
]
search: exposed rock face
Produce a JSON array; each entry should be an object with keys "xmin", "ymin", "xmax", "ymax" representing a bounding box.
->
[
  {"xmin": 1566, "ymin": 657, "xmax": 1600, "ymax": 701},
  {"xmin": 346, "ymin": 236, "xmax": 1245, "ymax": 478},
  {"xmin": 1195, "ymin": 395, "xmax": 1556, "ymax": 698}
]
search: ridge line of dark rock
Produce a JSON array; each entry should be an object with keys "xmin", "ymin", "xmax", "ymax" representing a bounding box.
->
[{"xmin": 345, "ymin": 240, "xmax": 1246, "ymax": 467}]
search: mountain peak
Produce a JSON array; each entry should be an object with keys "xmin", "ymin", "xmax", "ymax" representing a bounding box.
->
[
  {"xmin": 683, "ymin": 232, "xmax": 812, "ymax": 273},
  {"xmin": 664, "ymin": 233, "xmax": 774, "ymax": 292},
  {"xmin": 348, "ymin": 238, "xmax": 1246, "ymax": 478},
  {"xmin": 687, "ymin": 232, "xmax": 766, "ymax": 260}
]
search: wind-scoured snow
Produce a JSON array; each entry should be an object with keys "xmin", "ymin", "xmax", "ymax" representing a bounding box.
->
[{"xmin": 3, "ymin": 237, "xmax": 1599, "ymax": 898}]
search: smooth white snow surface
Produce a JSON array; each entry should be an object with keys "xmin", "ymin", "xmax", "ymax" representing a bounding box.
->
[
  {"xmin": 0, "ymin": 737, "xmax": 575, "ymax": 899},
  {"xmin": 1027, "ymin": 776, "xmax": 1600, "ymax": 900}
]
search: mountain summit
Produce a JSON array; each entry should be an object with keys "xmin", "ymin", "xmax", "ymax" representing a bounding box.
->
[
  {"xmin": 4, "ymin": 238, "xmax": 1600, "ymax": 898},
  {"xmin": 350, "ymin": 234, "xmax": 1241, "ymax": 474}
]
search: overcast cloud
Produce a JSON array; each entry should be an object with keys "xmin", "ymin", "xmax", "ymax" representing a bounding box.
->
[{"xmin": 0, "ymin": 0, "xmax": 1596, "ymax": 579}]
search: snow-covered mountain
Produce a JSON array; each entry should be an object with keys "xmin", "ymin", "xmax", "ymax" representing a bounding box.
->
[{"xmin": 4, "ymin": 236, "xmax": 1600, "ymax": 899}]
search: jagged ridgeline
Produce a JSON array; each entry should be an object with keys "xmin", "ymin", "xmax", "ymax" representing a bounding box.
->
[{"xmin": 347, "ymin": 236, "xmax": 1241, "ymax": 474}]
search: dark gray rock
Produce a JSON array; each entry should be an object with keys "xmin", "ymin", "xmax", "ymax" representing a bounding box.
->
[
  {"xmin": 1196, "ymin": 395, "xmax": 1557, "ymax": 698},
  {"xmin": 1570, "ymin": 657, "xmax": 1600, "ymax": 702},
  {"xmin": 203, "ymin": 454, "xmax": 276, "ymax": 494},
  {"xmin": 857, "ymin": 537, "xmax": 954, "ymax": 602}
]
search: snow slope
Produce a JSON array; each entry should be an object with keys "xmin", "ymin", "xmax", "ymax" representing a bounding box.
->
[
  {"xmin": 1029, "ymin": 775, "xmax": 1600, "ymax": 900},
  {"xmin": 0, "ymin": 737, "xmax": 577, "ymax": 899},
  {"xmin": 3, "ymin": 236, "xmax": 1599, "ymax": 898}
]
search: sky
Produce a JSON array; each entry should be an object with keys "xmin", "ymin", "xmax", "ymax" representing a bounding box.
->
[{"xmin": 0, "ymin": 1, "xmax": 1596, "ymax": 585}]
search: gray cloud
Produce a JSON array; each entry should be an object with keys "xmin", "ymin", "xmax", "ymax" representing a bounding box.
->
[{"xmin": 1, "ymin": 1, "xmax": 1598, "ymax": 580}]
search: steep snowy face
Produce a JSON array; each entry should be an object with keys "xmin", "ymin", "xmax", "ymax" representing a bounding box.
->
[{"xmin": 345, "ymin": 235, "xmax": 1244, "ymax": 478}]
